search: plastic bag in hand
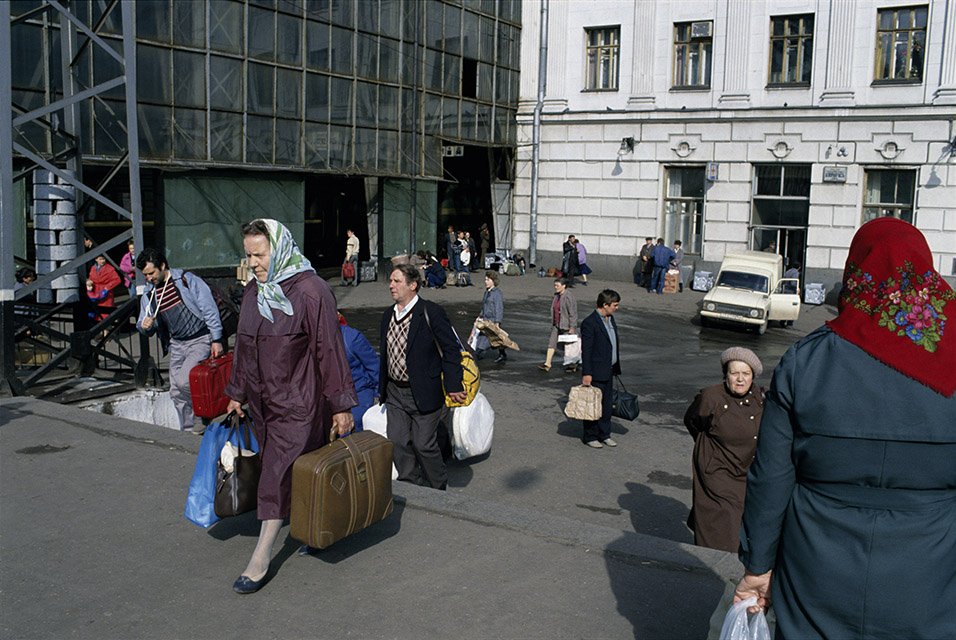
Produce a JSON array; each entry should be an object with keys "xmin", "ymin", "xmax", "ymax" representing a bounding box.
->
[{"xmin": 719, "ymin": 597, "xmax": 771, "ymax": 640}]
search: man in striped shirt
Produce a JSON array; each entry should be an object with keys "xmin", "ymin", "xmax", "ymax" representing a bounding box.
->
[{"xmin": 136, "ymin": 248, "xmax": 223, "ymax": 434}]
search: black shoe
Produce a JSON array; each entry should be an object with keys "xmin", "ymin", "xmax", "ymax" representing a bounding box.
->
[
  {"xmin": 233, "ymin": 575, "xmax": 265, "ymax": 594},
  {"xmin": 494, "ymin": 353, "xmax": 506, "ymax": 363}
]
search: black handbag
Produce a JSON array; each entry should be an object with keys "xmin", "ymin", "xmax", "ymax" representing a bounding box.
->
[
  {"xmin": 611, "ymin": 377, "xmax": 640, "ymax": 421},
  {"xmin": 214, "ymin": 414, "xmax": 262, "ymax": 518}
]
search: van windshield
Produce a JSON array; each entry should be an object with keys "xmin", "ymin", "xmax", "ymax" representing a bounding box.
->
[{"xmin": 716, "ymin": 270, "xmax": 769, "ymax": 293}]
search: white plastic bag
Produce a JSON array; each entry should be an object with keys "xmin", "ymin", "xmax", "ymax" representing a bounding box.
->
[
  {"xmin": 360, "ymin": 403, "xmax": 398, "ymax": 480},
  {"xmin": 362, "ymin": 403, "xmax": 388, "ymax": 436},
  {"xmin": 562, "ymin": 337, "xmax": 582, "ymax": 365},
  {"xmin": 467, "ymin": 323, "xmax": 480, "ymax": 351},
  {"xmin": 718, "ymin": 597, "xmax": 771, "ymax": 640},
  {"xmin": 219, "ymin": 442, "xmax": 255, "ymax": 473},
  {"xmin": 450, "ymin": 391, "xmax": 494, "ymax": 460}
]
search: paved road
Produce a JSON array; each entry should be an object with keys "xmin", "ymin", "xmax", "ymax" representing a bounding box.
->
[{"xmin": 2, "ymin": 271, "xmax": 824, "ymax": 639}]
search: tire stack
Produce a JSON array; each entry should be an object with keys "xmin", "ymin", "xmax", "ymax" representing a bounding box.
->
[{"xmin": 33, "ymin": 169, "xmax": 79, "ymax": 303}]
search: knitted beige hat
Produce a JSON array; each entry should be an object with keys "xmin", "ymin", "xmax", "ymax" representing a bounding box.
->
[{"xmin": 720, "ymin": 347, "xmax": 763, "ymax": 377}]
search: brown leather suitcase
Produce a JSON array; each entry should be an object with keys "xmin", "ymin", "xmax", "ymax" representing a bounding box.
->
[{"xmin": 290, "ymin": 431, "xmax": 394, "ymax": 549}]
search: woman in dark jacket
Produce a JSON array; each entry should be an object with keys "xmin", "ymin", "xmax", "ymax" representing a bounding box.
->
[
  {"xmin": 734, "ymin": 218, "xmax": 956, "ymax": 638},
  {"xmin": 225, "ymin": 219, "xmax": 357, "ymax": 594},
  {"xmin": 684, "ymin": 347, "xmax": 764, "ymax": 552}
]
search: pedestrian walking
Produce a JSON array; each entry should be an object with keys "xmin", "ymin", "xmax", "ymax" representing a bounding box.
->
[
  {"xmin": 474, "ymin": 270, "xmax": 507, "ymax": 363},
  {"xmin": 225, "ymin": 218, "xmax": 357, "ymax": 594},
  {"xmin": 343, "ymin": 228, "xmax": 359, "ymax": 286},
  {"xmin": 379, "ymin": 264, "xmax": 465, "ymax": 490},
  {"xmin": 575, "ymin": 237, "xmax": 591, "ymax": 286},
  {"xmin": 136, "ymin": 248, "xmax": 224, "ymax": 433},
  {"xmin": 683, "ymin": 347, "xmax": 764, "ymax": 551},
  {"xmin": 579, "ymin": 289, "xmax": 622, "ymax": 449},
  {"xmin": 733, "ymin": 217, "xmax": 956, "ymax": 638},
  {"xmin": 539, "ymin": 277, "xmax": 577, "ymax": 372}
]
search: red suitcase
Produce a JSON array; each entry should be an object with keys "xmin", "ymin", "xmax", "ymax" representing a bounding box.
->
[{"xmin": 189, "ymin": 353, "xmax": 234, "ymax": 419}]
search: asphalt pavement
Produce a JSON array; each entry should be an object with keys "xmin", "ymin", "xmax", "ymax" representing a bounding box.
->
[{"xmin": 1, "ymin": 268, "xmax": 828, "ymax": 639}]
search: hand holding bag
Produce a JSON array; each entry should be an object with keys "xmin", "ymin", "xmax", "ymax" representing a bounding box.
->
[
  {"xmin": 718, "ymin": 597, "xmax": 771, "ymax": 640},
  {"xmin": 213, "ymin": 413, "xmax": 262, "ymax": 518},
  {"xmin": 423, "ymin": 305, "xmax": 480, "ymax": 407},
  {"xmin": 611, "ymin": 376, "xmax": 640, "ymax": 421},
  {"xmin": 565, "ymin": 385, "xmax": 603, "ymax": 421}
]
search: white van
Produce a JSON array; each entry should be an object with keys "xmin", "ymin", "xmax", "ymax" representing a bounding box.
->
[{"xmin": 699, "ymin": 251, "xmax": 801, "ymax": 334}]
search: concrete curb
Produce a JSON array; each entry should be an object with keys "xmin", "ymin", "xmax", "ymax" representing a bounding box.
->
[
  {"xmin": 5, "ymin": 396, "xmax": 742, "ymax": 582},
  {"xmin": 394, "ymin": 482, "xmax": 742, "ymax": 581}
]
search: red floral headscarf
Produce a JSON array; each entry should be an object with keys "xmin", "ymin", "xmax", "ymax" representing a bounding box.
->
[{"xmin": 827, "ymin": 218, "xmax": 955, "ymax": 396}]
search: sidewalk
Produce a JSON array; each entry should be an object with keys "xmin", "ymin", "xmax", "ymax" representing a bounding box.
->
[{"xmin": 2, "ymin": 396, "xmax": 737, "ymax": 640}]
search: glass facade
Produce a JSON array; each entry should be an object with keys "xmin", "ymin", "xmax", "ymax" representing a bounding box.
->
[{"xmin": 11, "ymin": 0, "xmax": 521, "ymax": 178}]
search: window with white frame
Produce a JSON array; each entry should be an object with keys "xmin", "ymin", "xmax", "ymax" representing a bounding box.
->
[
  {"xmin": 584, "ymin": 26, "xmax": 620, "ymax": 91},
  {"xmin": 673, "ymin": 21, "xmax": 712, "ymax": 88},
  {"xmin": 769, "ymin": 14, "xmax": 813, "ymax": 85},
  {"xmin": 664, "ymin": 166, "xmax": 705, "ymax": 254},
  {"xmin": 863, "ymin": 169, "xmax": 916, "ymax": 223},
  {"xmin": 874, "ymin": 5, "xmax": 927, "ymax": 82}
]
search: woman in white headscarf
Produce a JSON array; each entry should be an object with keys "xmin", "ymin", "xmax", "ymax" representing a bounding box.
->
[{"xmin": 225, "ymin": 219, "xmax": 357, "ymax": 594}]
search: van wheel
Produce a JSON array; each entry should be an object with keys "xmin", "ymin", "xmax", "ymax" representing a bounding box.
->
[
  {"xmin": 756, "ymin": 320, "xmax": 768, "ymax": 335},
  {"xmin": 700, "ymin": 316, "xmax": 712, "ymax": 328}
]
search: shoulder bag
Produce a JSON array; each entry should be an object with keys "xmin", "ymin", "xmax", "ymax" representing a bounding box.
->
[
  {"xmin": 611, "ymin": 376, "xmax": 640, "ymax": 421},
  {"xmin": 423, "ymin": 304, "xmax": 480, "ymax": 407}
]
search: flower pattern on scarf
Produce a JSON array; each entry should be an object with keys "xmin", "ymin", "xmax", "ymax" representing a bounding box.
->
[{"xmin": 841, "ymin": 260, "xmax": 955, "ymax": 353}]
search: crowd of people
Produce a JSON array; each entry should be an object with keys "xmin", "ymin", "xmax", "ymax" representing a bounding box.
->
[{"xmin": 25, "ymin": 215, "xmax": 953, "ymax": 636}]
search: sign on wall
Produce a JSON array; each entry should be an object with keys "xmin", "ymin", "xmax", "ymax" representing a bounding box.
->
[{"xmin": 822, "ymin": 166, "xmax": 848, "ymax": 183}]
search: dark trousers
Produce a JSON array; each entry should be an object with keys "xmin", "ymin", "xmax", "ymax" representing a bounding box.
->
[
  {"xmin": 582, "ymin": 377, "xmax": 613, "ymax": 443},
  {"xmin": 384, "ymin": 381, "xmax": 447, "ymax": 490},
  {"xmin": 650, "ymin": 265, "xmax": 667, "ymax": 293}
]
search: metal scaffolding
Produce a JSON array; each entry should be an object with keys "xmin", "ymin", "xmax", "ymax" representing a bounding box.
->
[{"xmin": 1, "ymin": 0, "xmax": 147, "ymax": 395}]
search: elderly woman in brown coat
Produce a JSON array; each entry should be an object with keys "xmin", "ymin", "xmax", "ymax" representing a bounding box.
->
[
  {"xmin": 683, "ymin": 347, "xmax": 764, "ymax": 552},
  {"xmin": 225, "ymin": 219, "xmax": 357, "ymax": 594}
]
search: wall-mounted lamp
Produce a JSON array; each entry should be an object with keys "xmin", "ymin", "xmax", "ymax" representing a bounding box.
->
[{"xmin": 618, "ymin": 137, "xmax": 636, "ymax": 155}]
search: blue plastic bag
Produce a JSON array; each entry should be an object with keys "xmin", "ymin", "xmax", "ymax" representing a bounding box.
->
[{"xmin": 184, "ymin": 415, "xmax": 260, "ymax": 528}]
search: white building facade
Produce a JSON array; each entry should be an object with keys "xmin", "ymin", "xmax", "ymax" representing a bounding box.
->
[{"xmin": 514, "ymin": 0, "xmax": 956, "ymax": 290}]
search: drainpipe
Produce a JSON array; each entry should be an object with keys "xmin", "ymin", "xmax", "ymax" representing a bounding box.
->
[{"xmin": 529, "ymin": 0, "xmax": 548, "ymax": 265}]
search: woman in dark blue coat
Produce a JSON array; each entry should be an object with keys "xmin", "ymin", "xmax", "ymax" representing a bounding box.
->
[{"xmin": 734, "ymin": 218, "xmax": 956, "ymax": 638}]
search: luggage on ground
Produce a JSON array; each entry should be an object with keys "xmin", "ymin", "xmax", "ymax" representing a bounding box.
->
[
  {"xmin": 290, "ymin": 431, "xmax": 394, "ymax": 550},
  {"xmin": 189, "ymin": 353, "xmax": 234, "ymax": 419}
]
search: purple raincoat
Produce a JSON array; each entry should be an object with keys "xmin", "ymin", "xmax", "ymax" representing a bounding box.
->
[{"xmin": 225, "ymin": 272, "xmax": 357, "ymax": 519}]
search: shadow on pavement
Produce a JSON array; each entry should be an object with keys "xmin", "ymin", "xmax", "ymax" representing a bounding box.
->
[
  {"xmin": 605, "ymin": 530, "xmax": 724, "ymax": 639},
  {"xmin": 619, "ymin": 481, "xmax": 693, "ymax": 544},
  {"xmin": 283, "ymin": 500, "xmax": 407, "ymax": 567},
  {"xmin": 556, "ymin": 417, "xmax": 631, "ymax": 441}
]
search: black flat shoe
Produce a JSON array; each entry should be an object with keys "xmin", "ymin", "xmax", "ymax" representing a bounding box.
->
[
  {"xmin": 297, "ymin": 544, "xmax": 315, "ymax": 556},
  {"xmin": 233, "ymin": 575, "xmax": 265, "ymax": 594}
]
